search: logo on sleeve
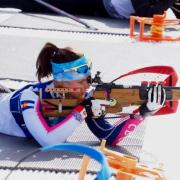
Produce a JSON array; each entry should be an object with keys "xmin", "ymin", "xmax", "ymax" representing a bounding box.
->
[
  {"xmin": 21, "ymin": 100, "xmax": 35, "ymax": 111},
  {"xmin": 72, "ymin": 111, "xmax": 84, "ymax": 123}
]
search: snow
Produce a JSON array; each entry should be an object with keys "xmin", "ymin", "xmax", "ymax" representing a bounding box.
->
[
  {"xmin": 0, "ymin": 12, "xmax": 180, "ymax": 179},
  {"xmin": 0, "ymin": 8, "xmax": 21, "ymax": 23}
]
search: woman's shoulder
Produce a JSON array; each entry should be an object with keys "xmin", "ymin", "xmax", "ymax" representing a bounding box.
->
[
  {"xmin": 31, "ymin": 80, "xmax": 53, "ymax": 90},
  {"xmin": 20, "ymin": 80, "xmax": 54, "ymax": 100},
  {"xmin": 20, "ymin": 88, "xmax": 38, "ymax": 101}
]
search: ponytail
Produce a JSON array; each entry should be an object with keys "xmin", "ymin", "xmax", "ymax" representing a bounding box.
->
[
  {"xmin": 36, "ymin": 42, "xmax": 82, "ymax": 82},
  {"xmin": 36, "ymin": 42, "xmax": 59, "ymax": 82}
]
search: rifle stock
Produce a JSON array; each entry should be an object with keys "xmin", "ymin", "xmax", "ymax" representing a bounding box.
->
[
  {"xmin": 172, "ymin": 88, "xmax": 180, "ymax": 100},
  {"xmin": 41, "ymin": 84, "xmax": 180, "ymax": 117}
]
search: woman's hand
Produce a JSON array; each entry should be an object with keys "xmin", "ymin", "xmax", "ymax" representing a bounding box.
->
[
  {"xmin": 139, "ymin": 84, "xmax": 166, "ymax": 117},
  {"xmin": 146, "ymin": 84, "xmax": 166, "ymax": 112},
  {"xmin": 82, "ymin": 98, "xmax": 111, "ymax": 118}
]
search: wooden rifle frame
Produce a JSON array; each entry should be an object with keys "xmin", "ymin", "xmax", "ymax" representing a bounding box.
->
[{"xmin": 40, "ymin": 82, "xmax": 180, "ymax": 117}]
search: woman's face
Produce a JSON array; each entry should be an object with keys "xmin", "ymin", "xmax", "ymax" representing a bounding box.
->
[{"xmin": 54, "ymin": 77, "xmax": 90, "ymax": 99}]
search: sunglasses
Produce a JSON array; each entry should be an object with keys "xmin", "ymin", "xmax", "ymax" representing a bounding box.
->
[{"xmin": 64, "ymin": 61, "xmax": 92, "ymax": 74}]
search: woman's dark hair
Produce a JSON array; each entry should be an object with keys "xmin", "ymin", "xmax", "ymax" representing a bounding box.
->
[{"xmin": 36, "ymin": 42, "xmax": 83, "ymax": 81}]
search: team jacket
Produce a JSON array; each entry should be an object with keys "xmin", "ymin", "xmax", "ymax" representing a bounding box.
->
[{"xmin": 0, "ymin": 80, "xmax": 144, "ymax": 147}]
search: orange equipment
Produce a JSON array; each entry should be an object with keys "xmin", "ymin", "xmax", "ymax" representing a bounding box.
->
[
  {"xmin": 79, "ymin": 140, "xmax": 166, "ymax": 180},
  {"xmin": 130, "ymin": 13, "xmax": 180, "ymax": 42}
]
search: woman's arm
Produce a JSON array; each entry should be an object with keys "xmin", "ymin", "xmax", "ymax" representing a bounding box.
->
[
  {"xmin": 21, "ymin": 89, "xmax": 87, "ymax": 147},
  {"xmin": 85, "ymin": 113, "xmax": 144, "ymax": 145},
  {"xmin": 85, "ymin": 84, "xmax": 166, "ymax": 145}
]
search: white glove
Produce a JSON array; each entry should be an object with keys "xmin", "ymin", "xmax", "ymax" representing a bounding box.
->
[
  {"xmin": 146, "ymin": 84, "xmax": 166, "ymax": 112},
  {"xmin": 91, "ymin": 99, "xmax": 112, "ymax": 117}
]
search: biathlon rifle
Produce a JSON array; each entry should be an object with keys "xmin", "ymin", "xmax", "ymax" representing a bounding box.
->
[{"xmin": 40, "ymin": 66, "xmax": 180, "ymax": 117}]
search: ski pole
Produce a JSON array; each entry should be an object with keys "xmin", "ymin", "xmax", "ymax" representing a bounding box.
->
[{"xmin": 33, "ymin": 0, "xmax": 97, "ymax": 30}]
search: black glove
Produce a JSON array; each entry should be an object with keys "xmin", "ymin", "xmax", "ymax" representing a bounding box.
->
[
  {"xmin": 139, "ymin": 103, "xmax": 152, "ymax": 117},
  {"xmin": 81, "ymin": 97, "xmax": 94, "ymax": 119}
]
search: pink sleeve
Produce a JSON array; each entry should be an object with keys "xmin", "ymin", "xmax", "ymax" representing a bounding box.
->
[{"xmin": 112, "ymin": 114, "xmax": 144, "ymax": 145}]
